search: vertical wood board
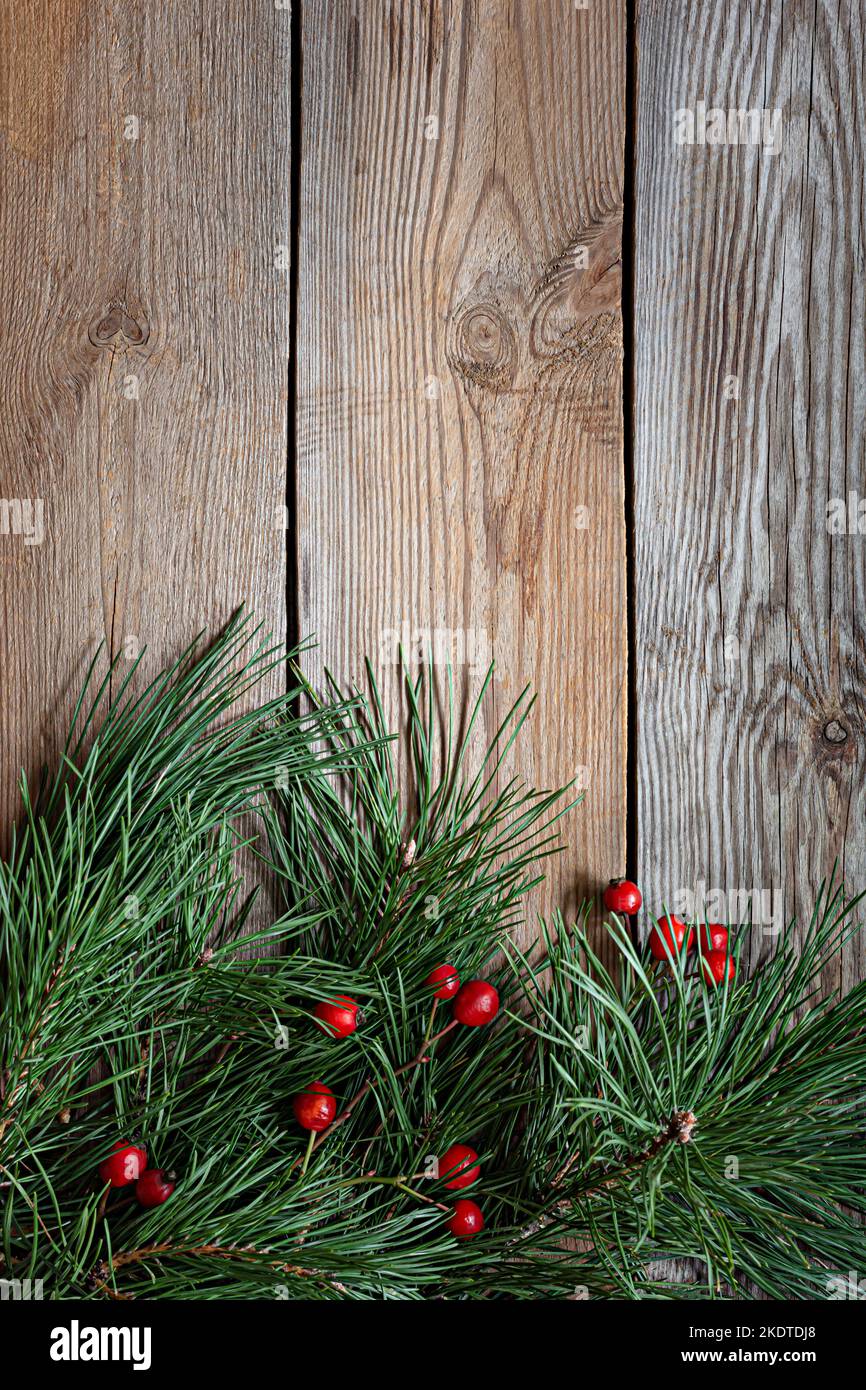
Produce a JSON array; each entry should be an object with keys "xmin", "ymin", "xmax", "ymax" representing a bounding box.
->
[
  {"xmin": 298, "ymin": 0, "xmax": 628, "ymax": 940},
  {"xmin": 635, "ymin": 0, "xmax": 866, "ymax": 992},
  {"xmin": 0, "ymin": 1, "xmax": 290, "ymax": 839}
]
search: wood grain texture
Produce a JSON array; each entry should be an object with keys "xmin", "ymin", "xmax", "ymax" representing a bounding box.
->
[
  {"xmin": 634, "ymin": 0, "xmax": 866, "ymax": 992},
  {"xmin": 0, "ymin": 1, "xmax": 290, "ymax": 839},
  {"xmin": 298, "ymin": 0, "xmax": 627, "ymax": 941}
]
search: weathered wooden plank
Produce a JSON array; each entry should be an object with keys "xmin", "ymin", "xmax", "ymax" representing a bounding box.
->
[
  {"xmin": 0, "ymin": 2, "xmax": 290, "ymax": 840},
  {"xmin": 634, "ymin": 0, "xmax": 866, "ymax": 991},
  {"xmin": 298, "ymin": 0, "xmax": 627, "ymax": 940}
]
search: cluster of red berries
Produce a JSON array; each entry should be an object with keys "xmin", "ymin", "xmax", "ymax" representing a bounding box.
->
[
  {"xmin": 290, "ymin": 996, "xmax": 363, "ymax": 1134},
  {"xmin": 420, "ymin": 969, "xmax": 497, "ymax": 1238},
  {"xmin": 423, "ymin": 964, "xmax": 500, "ymax": 1027},
  {"xmin": 293, "ymin": 973, "xmax": 500, "ymax": 1133},
  {"xmin": 651, "ymin": 912, "xmax": 735, "ymax": 985},
  {"xmin": 603, "ymin": 879, "xmax": 735, "ymax": 987},
  {"xmin": 307, "ymin": 978, "xmax": 500, "ymax": 1034},
  {"xmin": 97, "ymin": 1141, "xmax": 176, "ymax": 1207},
  {"xmin": 439, "ymin": 1142, "xmax": 484, "ymax": 1239},
  {"xmin": 292, "ymin": 969, "xmax": 499, "ymax": 1239}
]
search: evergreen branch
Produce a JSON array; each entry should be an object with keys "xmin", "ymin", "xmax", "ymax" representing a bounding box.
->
[{"xmin": 3, "ymin": 621, "xmax": 865, "ymax": 1301}]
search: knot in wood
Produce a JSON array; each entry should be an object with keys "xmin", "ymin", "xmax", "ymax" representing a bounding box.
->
[
  {"xmin": 449, "ymin": 303, "xmax": 516, "ymax": 391},
  {"xmin": 822, "ymin": 719, "xmax": 848, "ymax": 746},
  {"xmin": 88, "ymin": 302, "xmax": 149, "ymax": 350}
]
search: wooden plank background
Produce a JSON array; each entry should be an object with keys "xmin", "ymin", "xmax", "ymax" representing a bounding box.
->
[
  {"xmin": 0, "ymin": 0, "xmax": 289, "ymax": 848},
  {"xmin": 298, "ymin": 0, "xmax": 627, "ymax": 938},
  {"xmin": 0, "ymin": 0, "xmax": 863, "ymax": 1000},
  {"xmin": 634, "ymin": 0, "xmax": 866, "ymax": 988}
]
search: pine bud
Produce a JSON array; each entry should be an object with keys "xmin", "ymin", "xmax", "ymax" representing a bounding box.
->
[{"xmin": 672, "ymin": 1109, "xmax": 697, "ymax": 1144}]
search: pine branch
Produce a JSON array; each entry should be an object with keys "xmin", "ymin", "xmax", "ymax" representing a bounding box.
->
[{"xmin": 3, "ymin": 623, "xmax": 865, "ymax": 1301}]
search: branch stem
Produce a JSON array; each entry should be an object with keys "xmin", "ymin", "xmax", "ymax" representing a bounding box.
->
[
  {"xmin": 92, "ymin": 1242, "xmax": 349, "ymax": 1296},
  {"xmin": 335, "ymin": 1172, "xmax": 449, "ymax": 1212},
  {"xmin": 517, "ymin": 1109, "xmax": 698, "ymax": 1243}
]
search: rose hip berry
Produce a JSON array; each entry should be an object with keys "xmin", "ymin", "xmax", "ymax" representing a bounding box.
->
[
  {"xmin": 438, "ymin": 1143, "xmax": 480, "ymax": 1190},
  {"xmin": 698, "ymin": 922, "xmax": 729, "ymax": 955},
  {"xmin": 313, "ymin": 996, "xmax": 360, "ymax": 1038},
  {"xmin": 649, "ymin": 913, "xmax": 694, "ymax": 960},
  {"xmin": 136, "ymin": 1168, "xmax": 176, "ymax": 1208},
  {"xmin": 425, "ymin": 963, "xmax": 460, "ymax": 1000},
  {"xmin": 98, "ymin": 1141, "xmax": 147, "ymax": 1188},
  {"xmin": 292, "ymin": 1081, "xmax": 337, "ymax": 1132},
  {"xmin": 702, "ymin": 951, "xmax": 735, "ymax": 987},
  {"xmin": 453, "ymin": 980, "xmax": 499, "ymax": 1027},
  {"xmin": 603, "ymin": 879, "xmax": 643, "ymax": 915},
  {"xmin": 447, "ymin": 1199, "xmax": 484, "ymax": 1239}
]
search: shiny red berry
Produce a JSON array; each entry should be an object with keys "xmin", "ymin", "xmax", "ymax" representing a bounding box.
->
[
  {"xmin": 292, "ymin": 1081, "xmax": 337, "ymax": 1131},
  {"xmin": 425, "ymin": 963, "xmax": 460, "ymax": 1000},
  {"xmin": 313, "ymin": 996, "xmax": 359, "ymax": 1038},
  {"xmin": 603, "ymin": 878, "xmax": 642, "ymax": 915},
  {"xmin": 453, "ymin": 980, "xmax": 499, "ymax": 1027},
  {"xmin": 702, "ymin": 950, "xmax": 735, "ymax": 987},
  {"xmin": 698, "ymin": 922, "xmax": 729, "ymax": 955},
  {"xmin": 136, "ymin": 1168, "xmax": 176, "ymax": 1208},
  {"xmin": 438, "ymin": 1143, "xmax": 480, "ymax": 1190},
  {"xmin": 98, "ymin": 1140, "xmax": 147, "ymax": 1187},
  {"xmin": 649, "ymin": 912, "xmax": 694, "ymax": 959},
  {"xmin": 447, "ymin": 1199, "xmax": 484, "ymax": 1239}
]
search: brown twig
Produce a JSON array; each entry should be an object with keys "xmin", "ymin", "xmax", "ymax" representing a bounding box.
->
[
  {"xmin": 579, "ymin": 1109, "xmax": 697, "ymax": 1198},
  {"xmin": 0, "ymin": 946, "xmax": 73, "ymax": 1147},
  {"xmin": 211, "ymin": 1035, "xmax": 241, "ymax": 1068},
  {"xmin": 90, "ymin": 1241, "xmax": 349, "ymax": 1297},
  {"xmin": 518, "ymin": 1109, "xmax": 698, "ymax": 1242},
  {"xmin": 552, "ymin": 1146, "xmax": 581, "ymax": 1188}
]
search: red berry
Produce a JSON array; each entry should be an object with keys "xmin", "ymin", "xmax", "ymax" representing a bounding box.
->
[
  {"xmin": 603, "ymin": 878, "xmax": 642, "ymax": 915},
  {"xmin": 425, "ymin": 963, "xmax": 460, "ymax": 1000},
  {"xmin": 313, "ymin": 996, "xmax": 359, "ymax": 1038},
  {"xmin": 292, "ymin": 1081, "xmax": 337, "ymax": 1131},
  {"xmin": 447, "ymin": 1199, "xmax": 484, "ymax": 1239},
  {"xmin": 702, "ymin": 950, "xmax": 735, "ymax": 987},
  {"xmin": 698, "ymin": 922, "xmax": 729, "ymax": 955},
  {"xmin": 453, "ymin": 980, "xmax": 499, "ymax": 1027},
  {"xmin": 648, "ymin": 912, "xmax": 694, "ymax": 960},
  {"xmin": 98, "ymin": 1140, "xmax": 147, "ymax": 1187},
  {"xmin": 136, "ymin": 1168, "xmax": 176, "ymax": 1208},
  {"xmin": 438, "ymin": 1143, "xmax": 480, "ymax": 1190}
]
